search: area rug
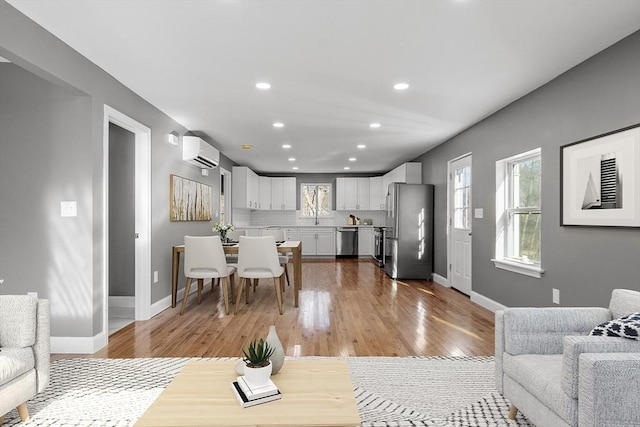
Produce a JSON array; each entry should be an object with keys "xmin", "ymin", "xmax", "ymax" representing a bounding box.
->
[{"xmin": 4, "ymin": 356, "xmax": 533, "ymax": 427}]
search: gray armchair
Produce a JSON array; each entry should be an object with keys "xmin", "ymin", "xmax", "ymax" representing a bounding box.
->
[
  {"xmin": 0, "ymin": 295, "xmax": 50, "ymax": 424},
  {"xmin": 495, "ymin": 288, "xmax": 640, "ymax": 427}
]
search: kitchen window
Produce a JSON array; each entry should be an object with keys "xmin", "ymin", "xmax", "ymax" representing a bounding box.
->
[
  {"xmin": 493, "ymin": 148, "xmax": 543, "ymax": 278},
  {"xmin": 301, "ymin": 184, "xmax": 331, "ymax": 218}
]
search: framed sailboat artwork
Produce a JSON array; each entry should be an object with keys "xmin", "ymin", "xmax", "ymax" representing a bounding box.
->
[{"xmin": 561, "ymin": 124, "xmax": 640, "ymax": 227}]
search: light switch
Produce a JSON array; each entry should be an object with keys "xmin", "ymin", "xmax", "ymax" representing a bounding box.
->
[
  {"xmin": 474, "ymin": 208, "xmax": 484, "ymax": 219},
  {"xmin": 61, "ymin": 201, "xmax": 77, "ymax": 217}
]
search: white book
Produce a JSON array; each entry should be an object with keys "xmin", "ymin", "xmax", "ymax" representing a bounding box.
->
[
  {"xmin": 237, "ymin": 376, "xmax": 279, "ymax": 400},
  {"xmin": 231, "ymin": 381, "xmax": 281, "ymax": 408}
]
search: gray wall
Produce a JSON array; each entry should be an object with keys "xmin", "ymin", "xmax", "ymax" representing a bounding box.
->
[
  {"xmin": 414, "ymin": 31, "xmax": 640, "ymax": 308},
  {"xmin": 0, "ymin": 0, "xmax": 233, "ymax": 338},
  {"xmin": 108, "ymin": 123, "xmax": 135, "ymax": 297}
]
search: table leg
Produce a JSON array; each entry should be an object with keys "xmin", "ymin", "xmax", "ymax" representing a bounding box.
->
[
  {"xmin": 294, "ymin": 245, "xmax": 302, "ymax": 307},
  {"xmin": 171, "ymin": 246, "xmax": 180, "ymax": 308}
]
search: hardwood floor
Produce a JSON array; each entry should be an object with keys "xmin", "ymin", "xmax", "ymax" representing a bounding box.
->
[{"xmin": 54, "ymin": 259, "xmax": 495, "ymax": 360}]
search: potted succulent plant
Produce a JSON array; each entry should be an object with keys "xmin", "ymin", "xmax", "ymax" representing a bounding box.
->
[{"xmin": 242, "ymin": 338, "xmax": 274, "ymax": 387}]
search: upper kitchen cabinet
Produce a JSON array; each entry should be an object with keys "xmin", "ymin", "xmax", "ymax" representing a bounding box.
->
[
  {"xmin": 232, "ymin": 166, "xmax": 260, "ymax": 209},
  {"xmin": 259, "ymin": 176, "xmax": 271, "ymax": 210},
  {"xmin": 369, "ymin": 176, "xmax": 385, "ymax": 210},
  {"xmin": 336, "ymin": 177, "xmax": 369, "ymax": 210},
  {"xmin": 381, "ymin": 162, "xmax": 422, "ymax": 195},
  {"xmin": 271, "ymin": 177, "xmax": 296, "ymax": 210}
]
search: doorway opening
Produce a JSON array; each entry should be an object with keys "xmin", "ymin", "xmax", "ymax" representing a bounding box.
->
[{"xmin": 102, "ymin": 106, "xmax": 151, "ymax": 344}]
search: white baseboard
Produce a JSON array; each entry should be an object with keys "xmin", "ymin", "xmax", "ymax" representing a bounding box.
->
[
  {"xmin": 109, "ymin": 295, "xmax": 135, "ymax": 308},
  {"xmin": 150, "ymin": 279, "xmax": 212, "ymax": 317},
  {"xmin": 433, "ymin": 273, "xmax": 449, "ymax": 287},
  {"xmin": 471, "ymin": 291, "xmax": 506, "ymax": 313},
  {"xmin": 151, "ymin": 294, "xmax": 172, "ymax": 317},
  {"xmin": 51, "ymin": 330, "xmax": 107, "ymax": 354}
]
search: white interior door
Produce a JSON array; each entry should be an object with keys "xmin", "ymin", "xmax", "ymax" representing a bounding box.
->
[{"xmin": 449, "ymin": 154, "xmax": 472, "ymax": 295}]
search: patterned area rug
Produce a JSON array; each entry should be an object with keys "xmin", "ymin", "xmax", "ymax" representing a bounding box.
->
[{"xmin": 4, "ymin": 356, "xmax": 533, "ymax": 427}]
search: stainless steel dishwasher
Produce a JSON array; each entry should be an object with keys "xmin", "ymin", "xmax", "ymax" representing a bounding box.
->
[{"xmin": 336, "ymin": 227, "xmax": 358, "ymax": 258}]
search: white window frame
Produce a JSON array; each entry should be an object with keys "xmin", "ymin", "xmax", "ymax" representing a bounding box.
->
[
  {"xmin": 493, "ymin": 148, "xmax": 544, "ymax": 278},
  {"xmin": 300, "ymin": 183, "xmax": 332, "ymax": 218}
]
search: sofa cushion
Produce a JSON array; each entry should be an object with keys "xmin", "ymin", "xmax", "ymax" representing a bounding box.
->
[
  {"xmin": 589, "ymin": 312, "xmax": 640, "ymax": 340},
  {"xmin": 503, "ymin": 353, "xmax": 577, "ymax": 426},
  {"xmin": 609, "ymin": 289, "xmax": 640, "ymax": 320},
  {"xmin": 0, "ymin": 295, "xmax": 38, "ymax": 348},
  {"xmin": 0, "ymin": 347, "xmax": 35, "ymax": 384}
]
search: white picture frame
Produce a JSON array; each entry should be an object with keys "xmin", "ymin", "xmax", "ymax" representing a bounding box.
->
[{"xmin": 561, "ymin": 124, "xmax": 640, "ymax": 227}]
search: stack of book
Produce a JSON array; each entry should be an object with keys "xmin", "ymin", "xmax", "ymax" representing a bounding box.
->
[{"xmin": 231, "ymin": 376, "xmax": 281, "ymax": 408}]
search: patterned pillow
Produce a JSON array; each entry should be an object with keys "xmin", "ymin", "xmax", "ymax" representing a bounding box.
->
[{"xmin": 589, "ymin": 312, "xmax": 640, "ymax": 340}]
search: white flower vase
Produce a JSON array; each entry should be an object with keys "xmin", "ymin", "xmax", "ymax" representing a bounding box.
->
[
  {"xmin": 266, "ymin": 325, "xmax": 285, "ymax": 375},
  {"xmin": 244, "ymin": 361, "xmax": 272, "ymax": 387}
]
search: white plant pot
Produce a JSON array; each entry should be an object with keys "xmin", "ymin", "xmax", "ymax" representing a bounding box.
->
[{"xmin": 244, "ymin": 361, "xmax": 272, "ymax": 387}]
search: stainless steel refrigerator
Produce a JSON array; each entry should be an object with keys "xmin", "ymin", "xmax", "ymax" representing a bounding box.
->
[{"xmin": 384, "ymin": 183, "xmax": 434, "ymax": 279}]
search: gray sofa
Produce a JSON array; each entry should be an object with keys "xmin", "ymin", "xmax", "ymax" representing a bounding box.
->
[
  {"xmin": 495, "ymin": 288, "xmax": 640, "ymax": 427},
  {"xmin": 0, "ymin": 295, "xmax": 50, "ymax": 424}
]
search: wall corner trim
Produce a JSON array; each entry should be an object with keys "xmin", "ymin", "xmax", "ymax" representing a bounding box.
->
[{"xmin": 470, "ymin": 291, "xmax": 507, "ymax": 313}]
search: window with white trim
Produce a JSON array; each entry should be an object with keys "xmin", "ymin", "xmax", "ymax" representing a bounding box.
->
[
  {"xmin": 301, "ymin": 183, "xmax": 331, "ymax": 217},
  {"xmin": 493, "ymin": 148, "xmax": 543, "ymax": 278}
]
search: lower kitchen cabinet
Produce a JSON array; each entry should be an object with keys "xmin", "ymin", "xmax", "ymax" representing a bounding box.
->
[
  {"xmin": 299, "ymin": 227, "xmax": 335, "ymax": 256},
  {"xmin": 358, "ymin": 227, "xmax": 374, "ymax": 256}
]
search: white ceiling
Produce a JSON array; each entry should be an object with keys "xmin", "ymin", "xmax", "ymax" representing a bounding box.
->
[{"xmin": 7, "ymin": 0, "xmax": 640, "ymax": 174}]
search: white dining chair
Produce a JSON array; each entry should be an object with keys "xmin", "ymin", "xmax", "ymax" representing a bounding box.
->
[
  {"xmin": 261, "ymin": 229, "xmax": 291, "ymax": 287},
  {"xmin": 235, "ymin": 235, "xmax": 286, "ymax": 315},
  {"xmin": 224, "ymin": 229, "xmax": 246, "ymax": 265},
  {"xmin": 180, "ymin": 235, "xmax": 235, "ymax": 316}
]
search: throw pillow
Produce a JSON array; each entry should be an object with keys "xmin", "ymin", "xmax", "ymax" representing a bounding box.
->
[{"xmin": 589, "ymin": 312, "xmax": 640, "ymax": 340}]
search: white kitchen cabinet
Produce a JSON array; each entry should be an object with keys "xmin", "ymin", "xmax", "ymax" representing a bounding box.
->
[
  {"xmin": 336, "ymin": 177, "xmax": 369, "ymax": 211},
  {"xmin": 283, "ymin": 227, "xmax": 298, "ymax": 240},
  {"xmin": 299, "ymin": 227, "xmax": 335, "ymax": 256},
  {"xmin": 271, "ymin": 177, "xmax": 296, "ymax": 210},
  {"xmin": 259, "ymin": 176, "xmax": 271, "ymax": 210},
  {"xmin": 232, "ymin": 166, "xmax": 260, "ymax": 209},
  {"xmin": 369, "ymin": 176, "xmax": 385, "ymax": 210},
  {"xmin": 358, "ymin": 227, "xmax": 374, "ymax": 256},
  {"xmin": 384, "ymin": 162, "xmax": 422, "ymax": 186}
]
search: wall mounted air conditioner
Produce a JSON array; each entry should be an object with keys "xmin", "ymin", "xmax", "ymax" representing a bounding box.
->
[{"xmin": 182, "ymin": 136, "xmax": 219, "ymax": 169}]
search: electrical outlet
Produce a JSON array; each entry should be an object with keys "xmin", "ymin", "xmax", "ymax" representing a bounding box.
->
[
  {"xmin": 153, "ymin": 271, "xmax": 159, "ymax": 283},
  {"xmin": 552, "ymin": 288, "xmax": 560, "ymax": 305}
]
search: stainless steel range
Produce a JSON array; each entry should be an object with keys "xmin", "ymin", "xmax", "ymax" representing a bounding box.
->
[{"xmin": 373, "ymin": 227, "xmax": 385, "ymax": 267}]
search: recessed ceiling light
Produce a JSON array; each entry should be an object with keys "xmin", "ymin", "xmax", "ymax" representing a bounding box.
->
[
  {"xmin": 344, "ymin": 166, "xmax": 350, "ymax": 170},
  {"xmin": 357, "ymin": 144, "xmax": 366, "ymax": 149},
  {"xmin": 282, "ymin": 144, "xmax": 291, "ymax": 149},
  {"xmin": 256, "ymin": 82, "xmax": 271, "ymax": 90},
  {"xmin": 349, "ymin": 157, "xmax": 356, "ymax": 162},
  {"xmin": 292, "ymin": 166, "xmax": 299, "ymax": 170},
  {"xmin": 369, "ymin": 123, "xmax": 381, "ymax": 128},
  {"xmin": 393, "ymin": 82, "xmax": 409, "ymax": 90},
  {"xmin": 288, "ymin": 157, "xmax": 296, "ymax": 162},
  {"xmin": 273, "ymin": 122, "xmax": 284, "ymax": 128},
  {"xmin": 241, "ymin": 144, "xmax": 253, "ymax": 150}
]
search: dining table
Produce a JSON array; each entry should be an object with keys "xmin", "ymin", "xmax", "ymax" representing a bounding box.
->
[{"xmin": 171, "ymin": 240, "xmax": 302, "ymax": 309}]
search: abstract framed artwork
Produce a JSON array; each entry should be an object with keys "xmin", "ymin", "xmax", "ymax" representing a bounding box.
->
[
  {"xmin": 561, "ymin": 124, "xmax": 640, "ymax": 227},
  {"xmin": 170, "ymin": 174, "xmax": 212, "ymax": 221}
]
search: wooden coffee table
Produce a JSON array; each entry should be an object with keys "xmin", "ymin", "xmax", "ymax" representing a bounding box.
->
[{"xmin": 135, "ymin": 359, "xmax": 360, "ymax": 426}]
